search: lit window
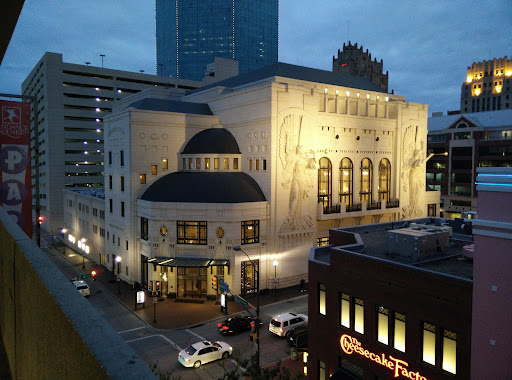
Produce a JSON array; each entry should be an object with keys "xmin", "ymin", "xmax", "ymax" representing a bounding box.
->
[
  {"xmin": 233, "ymin": 158, "xmax": 238, "ymax": 169},
  {"xmin": 214, "ymin": 158, "xmax": 219, "ymax": 169},
  {"xmin": 339, "ymin": 158, "xmax": 353, "ymax": 206},
  {"xmin": 162, "ymin": 159, "xmax": 168, "ymax": 169},
  {"xmin": 205, "ymin": 158, "xmax": 210, "ymax": 169},
  {"xmin": 377, "ymin": 306, "xmax": 389, "ymax": 345},
  {"xmin": 151, "ymin": 165, "xmax": 157, "ymax": 175},
  {"xmin": 394, "ymin": 313, "xmax": 406, "ymax": 352},
  {"xmin": 378, "ymin": 159, "xmax": 391, "ymax": 201},
  {"xmin": 249, "ymin": 159, "xmax": 253, "ymax": 170},
  {"xmin": 340, "ymin": 293, "xmax": 350, "ymax": 328},
  {"xmin": 360, "ymin": 158, "xmax": 373, "ymax": 203},
  {"xmin": 241, "ymin": 220, "xmax": 259, "ymax": 244},
  {"xmin": 177, "ymin": 221, "xmax": 207, "ymax": 245},
  {"xmin": 443, "ymin": 330, "xmax": 457, "ymax": 374},
  {"xmin": 224, "ymin": 158, "xmax": 229, "ymax": 169},
  {"xmin": 423, "ymin": 323, "xmax": 436, "ymax": 365},
  {"xmin": 319, "ymin": 283, "xmax": 326, "ymax": 315},
  {"xmin": 256, "ymin": 159, "xmax": 260, "ymax": 170},
  {"xmin": 189, "ymin": 158, "xmax": 193, "ymax": 169},
  {"xmin": 354, "ymin": 298, "xmax": 364, "ymax": 334},
  {"xmin": 317, "ymin": 237, "xmax": 329, "ymax": 246},
  {"xmin": 139, "ymin": 174, "xmax": 146, "ymax": 184},
  {"xmin": 318, "ymin": 157, "xmax": 332, "ymax": 210},
  {"xmin": 196, "ymin": 158, "xmax": 201, "ymax": 169}
]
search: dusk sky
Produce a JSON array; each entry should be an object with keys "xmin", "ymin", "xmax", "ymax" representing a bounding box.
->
[{"xmin": 0, "ymin": 0, "xmax": 510, "ymax": 115}]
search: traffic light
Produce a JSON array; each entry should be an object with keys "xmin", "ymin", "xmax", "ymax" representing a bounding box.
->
[
  {"xmin": 91, "ymin": 270, "xmax": 97, "ymax": 281},
  {"xmin": 38, "ymin": 216, "xmax": 43, "ymax": 225},
  {"xmin": 155, "ymin": 281, "xmax": 161, "ymax": 297},
  {"xmin": 211, "ymin": 275, "xmax": 218, "ymax": 291},
  {"xmin": 250, "ymin": 321, "xmax": 256, "ymax": 333},
  {"xmin": 148, "ymin": 280, "xmax": 153, "ymax": 291}
]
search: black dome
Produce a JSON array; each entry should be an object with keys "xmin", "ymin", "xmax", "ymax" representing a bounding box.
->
[
  {"xmin": 182, "ymin": 128, "xmax": 240, "ymax": 154},
  {"xmin": 140, "ymin": 172, "xmax": 266, "ymax": 203}
]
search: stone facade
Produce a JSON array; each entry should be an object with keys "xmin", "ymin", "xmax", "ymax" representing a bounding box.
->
[{"xmin": 63, "ymin": 64, "xmax": 438, "ymax": 298}]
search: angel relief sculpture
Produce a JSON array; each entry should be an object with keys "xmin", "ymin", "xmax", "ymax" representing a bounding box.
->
[
  {"xmin": 279, "ymin": 114, "xmax": 317, "ymax": 233},
  {"xmin": 401, "ymin": 125, "xmax": 434, "ymax": 218}
]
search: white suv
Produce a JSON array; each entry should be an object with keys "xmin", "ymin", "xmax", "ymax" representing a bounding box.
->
[
  {"xmin": 72, "ymin": 280, "xmax": 90, "ymax": 297},
  {"xmin": 269, "ymin": 312, "xmax": 308, "ymax": 337}
]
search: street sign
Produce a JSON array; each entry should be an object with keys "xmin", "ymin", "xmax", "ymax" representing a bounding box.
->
[
  {"xmin": 72, "ymin": 274, "xmax": 91, "ymax": 281},
  {"xmin": 219, "ymin": 278, "xmax": 226, "ymax": 292},
  {"xmin": 153, "ymin": 296, "xmax": 158, "ymax": 304},
  {"xmin": 235, "ymin": 296, "xmax": 248, "ymax": 308},
  {"xmin": 219, "ymin": 278, "xmax": 224, "ymax": 285},
  {"xmin": 219, "ymin": 284, "xmax": 225, "ymax": 292}
]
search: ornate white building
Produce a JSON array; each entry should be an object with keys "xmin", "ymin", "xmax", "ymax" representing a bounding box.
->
[{"xmin": 63, "ymin": 63, "xmax": 439, "ymax": 299}]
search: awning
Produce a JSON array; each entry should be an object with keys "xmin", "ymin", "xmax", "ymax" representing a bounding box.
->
[{"xmin": 147, "ymin": 257, "xmax": 229, "ymax": 268}]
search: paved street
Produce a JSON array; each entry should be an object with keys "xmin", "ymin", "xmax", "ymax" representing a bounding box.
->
[{"xmin": 43, "ymin": 239, "xmax": 307, "ymax": 379}]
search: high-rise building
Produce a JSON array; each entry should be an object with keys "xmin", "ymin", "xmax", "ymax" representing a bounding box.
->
[
  {"xmin": 155, "ymin": 0, "xmax": 279, "ymax": 81},
  {"xmin": 460, "ymin": 56, "xmax": 512, "ymax": 113},
  {"xmin": 22, "ymin": 52, "xmax": 202, "ymax": 232},
  {"xmin": 333, "ymin": 41, "xmax": 389, "ymax": 92}
]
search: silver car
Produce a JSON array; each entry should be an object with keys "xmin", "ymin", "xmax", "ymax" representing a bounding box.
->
[
  {"xmin": 72, "ymin": 280, "xmax": 90, "ymax": 297},
  {"xmin": 178, "ymin": 341, "xmax": 232, "ymax": 368}
]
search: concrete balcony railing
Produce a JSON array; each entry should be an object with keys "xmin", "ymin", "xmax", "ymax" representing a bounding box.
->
[
  {"xmin": 317, "ymin": 199, "xmax": 400, "ymax": 220},
  {"xmin": 0, "ymin": 207, "xmax": 156, "ymax": 380}
]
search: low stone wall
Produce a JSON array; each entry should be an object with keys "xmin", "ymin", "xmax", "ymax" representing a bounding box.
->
[{"xmin": 0, "ymin": 207, "xmax": 156, "ymax": 380}]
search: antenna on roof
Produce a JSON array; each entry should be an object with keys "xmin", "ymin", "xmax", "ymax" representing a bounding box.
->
[{"xmin": 347, "ymin": 21, "xmax": 350, "ymax": 42}]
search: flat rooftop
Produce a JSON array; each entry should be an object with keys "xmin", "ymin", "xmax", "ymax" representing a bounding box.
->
[{"xmin": 315, "ymin": 218, "xmax": 473, "ymax": 281}]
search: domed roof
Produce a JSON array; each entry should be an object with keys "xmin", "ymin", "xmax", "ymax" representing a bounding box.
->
[
  {"xmin": 140, "ymin": 172, "xmax": 266, "ymax": 203},
  {"xmin": 182, "ymin": 128, "xmax": 240, "ymax": 154}
]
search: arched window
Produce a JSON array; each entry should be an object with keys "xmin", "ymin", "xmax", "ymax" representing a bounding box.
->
[
  {"xmin": 360, "ymin": 158, "xmax": 373, "ymax": 203},
  {"xmin": 318, "ymin": 157, "xmax": 332, "ymax": 210},
  {"xmin": 378, "ymin": 159, "xmax": 391, "ymax": 201},
  {"xmin": 339, "ymin": 158, "xmax": 353, "ymax": 206}
]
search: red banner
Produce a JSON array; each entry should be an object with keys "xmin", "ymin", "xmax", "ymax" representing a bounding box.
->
[{"xmin": 0, "ymin": 100, "xmax": 32, "ymax": 238}]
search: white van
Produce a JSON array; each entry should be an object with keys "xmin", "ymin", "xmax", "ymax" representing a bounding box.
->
[
  {"xmin": 72, "ymin": 280, "xmax": 90, "ymax": 297},
  {"xmin": 269, "ymin": 312, "xmax": 308, "ymax": 337}
]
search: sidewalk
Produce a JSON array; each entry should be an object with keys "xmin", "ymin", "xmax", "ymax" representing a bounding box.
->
[{"xmin": 60, "ymin": 244, "xmax": 308, "ymax": 330}]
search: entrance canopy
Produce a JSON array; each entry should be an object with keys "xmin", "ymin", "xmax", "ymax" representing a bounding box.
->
[{"xmin": 147, "ymin": 257, "xmax": 229, "ymax": 267}]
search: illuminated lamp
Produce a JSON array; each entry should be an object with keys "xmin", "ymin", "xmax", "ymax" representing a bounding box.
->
[
  {"xmin": 466, "ymin": 76, "xmax": 472, "ymax": 83},
  {"xmin": 385, "ymin": 97, "xmax": 389, "ymax": 102},
  {"xmin": 343, "ymin": 171, "xmax": 349, "ymax": 176},
  {"xmin": 363, "ymin": 171, "xmax": 369, "ymax": 175},
  {"xmin": 475, "ymin": 89, "xmax": 481, "ymax": 96},
  {"xmin": 346, "ymin": 91, "xmax": 350, "ymax": 97},
  {"xmin": 366, "ymin": 94, "xmax": 370, "ymax": 100},
  {"xmin": 335, "ymin": 89, "xmax": 339, "ymax": 95},
  {"xmin": 506, "ymin": 71, "xmax": 512, "ymax": 76},
  {"xmin": 324, "ymin": 88, "xmax": 328, "ymax": 94}
]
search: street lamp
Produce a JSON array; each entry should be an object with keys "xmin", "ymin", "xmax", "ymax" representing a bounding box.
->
[
  {"xmin": 115, "ymin": 256, "xmax": 122, "ymax": 294},
  {"xmin": 273, "ymin": 260, "xmax": 278, "ymax": 301},
  {"xmin": 233, "ymin": 246, "xmax": 260, "ymax": 370}
]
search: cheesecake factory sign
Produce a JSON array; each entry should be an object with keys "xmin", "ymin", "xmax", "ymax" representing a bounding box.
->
[{"xmin": 340, "ymin": 334, "xmax": 429, "ymax": 380}]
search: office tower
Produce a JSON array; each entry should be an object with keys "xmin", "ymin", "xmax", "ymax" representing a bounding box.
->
[
  {"xmin": 22, "ymin": 52, "xmax": 201, "ymax": 232},
  {"xmin": 461, "ymin": 56, "xmax": 512, "ymax": 113},
  {"xmin": 333, "ymin": 41, "xmax": 389, "ymax": 92},
  {"xmin": 156, "ymin": 0, "xmax": 279, "ymax": 81}
]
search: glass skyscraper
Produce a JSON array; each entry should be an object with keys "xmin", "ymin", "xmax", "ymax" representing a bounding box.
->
[{"xmin": 156, "ymin": 0, "xmax": 279, "ymax": 81}]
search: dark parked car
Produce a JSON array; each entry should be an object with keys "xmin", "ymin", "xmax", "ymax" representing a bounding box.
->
[
  {"xmin": 217, "ymin": 316, "xmax": 261, "ymax": 335},
  {"xmin": 287, "ymin": 326, "xmax": 308, "ymax": 349}
]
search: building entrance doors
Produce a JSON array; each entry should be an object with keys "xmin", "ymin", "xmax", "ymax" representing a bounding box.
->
[{"xmin": 177, "ymin": 267, "xmax": 207, "ymax": 299}]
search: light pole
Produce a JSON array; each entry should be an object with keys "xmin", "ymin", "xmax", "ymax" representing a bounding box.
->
[
  {"xmin": 233, "ymin": 246, "xmax": 260, "ymax": 370},
  {"xmin": 100, "ymin": 54, "xmax": 105, "ymax": 68},
  {"xmin": 273, "ymin": 260, "xmax": 278, "ymax": 301},
  {"xmin": 115, "ymin": 256, "xmax": 122, "ymax": 294}
]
